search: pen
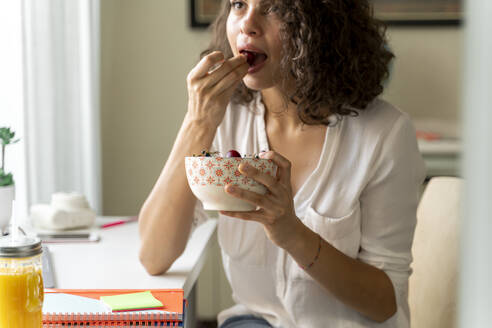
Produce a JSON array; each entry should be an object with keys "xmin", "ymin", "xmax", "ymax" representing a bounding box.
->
[{"xmin": 100, "ymin": 216, "xmax": 138, "ymax": 229}]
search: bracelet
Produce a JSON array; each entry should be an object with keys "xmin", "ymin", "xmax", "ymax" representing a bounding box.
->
[{"xmin": 301, "ymin": 234, "xmax": 322, "ymax": 270}]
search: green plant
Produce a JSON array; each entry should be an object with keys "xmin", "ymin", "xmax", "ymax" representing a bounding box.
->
[{"xmin": 0, "ymin": 127, "xmax": 19, "ymax": 187}]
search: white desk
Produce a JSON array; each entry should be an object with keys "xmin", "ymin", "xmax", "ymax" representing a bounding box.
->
[
  {"xmin": 46, "ymin": 218, "xmax": 217, "ymax": 297},
  {"xmin": 418, "ymin": 139, "xmax": 461, "ymax": 177},
  {"xmin": 42, "ymin": 217, "xmax": 217, "ymax": 327},
  {"xmin": 414, "ymin": 119, "xmax": 461, "ymax": 178}
]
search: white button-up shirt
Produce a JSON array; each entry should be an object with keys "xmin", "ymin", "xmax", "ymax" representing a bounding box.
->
[{"xmin": 194, "ymin": 94, "xmax": 426, "ymax": 328}]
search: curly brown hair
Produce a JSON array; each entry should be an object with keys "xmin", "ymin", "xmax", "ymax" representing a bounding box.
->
[{"xmin": 201, "ymin": 0, "xmax": 394, "ymax": 125}]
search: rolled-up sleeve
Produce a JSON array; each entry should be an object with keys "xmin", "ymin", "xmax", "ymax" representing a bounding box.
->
[{"xmin": 358, "ymin": 114, "xmax": 426, "ymax": 323}]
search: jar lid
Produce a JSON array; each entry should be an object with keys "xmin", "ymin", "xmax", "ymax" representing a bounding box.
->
[{"xmin": 0, "ymin": 235, "xmax": 42, "ymax": 258}]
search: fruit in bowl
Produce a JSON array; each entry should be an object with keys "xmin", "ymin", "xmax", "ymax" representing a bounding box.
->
[{"xmin": 185, "ymin": 150, "xmax": 277, "ymax": 211}]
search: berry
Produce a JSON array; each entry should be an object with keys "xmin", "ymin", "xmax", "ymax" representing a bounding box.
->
[
  {"xmin": 240, "ymin": 51, "xmax": 255, "ymax": 66},
  {"xmin": 245, "ymin": 52, "xmax": 255, "ymax": 66},
  {"xmin": 226, "ymin": 150, "xmax": 241, "ymax": 158}
]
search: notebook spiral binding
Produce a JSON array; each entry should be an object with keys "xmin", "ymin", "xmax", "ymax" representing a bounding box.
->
[
  {"xmin": 44, "ymin": 324, "xmax": 180, "ymax": 327},
  {"xmin": 44, "ymin": 311, "xmax": 181, "ymax": 326},
  {"xmin": 43, "ymin": 323, "xmax": 181, "ymax": 327}
]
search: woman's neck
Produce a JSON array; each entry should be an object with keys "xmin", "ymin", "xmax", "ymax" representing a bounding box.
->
[{"xmin": 261, "ymin": 87, "xmax": 303, "ymax": 134}]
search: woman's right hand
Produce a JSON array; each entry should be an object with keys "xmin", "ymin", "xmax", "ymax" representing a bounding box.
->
[{"xmin": 186, "ymin": 51, "xmax": 249, "ymax": 128}]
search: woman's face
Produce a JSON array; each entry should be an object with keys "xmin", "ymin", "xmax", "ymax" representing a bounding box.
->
[{"xmin": 226, "ymin": 0, "xmax": 284, "ymax": 91}]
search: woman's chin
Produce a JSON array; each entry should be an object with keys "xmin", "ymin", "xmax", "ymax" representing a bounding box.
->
[{"xmin": 242, "ymin": 76, "xmax": 273, "ymax": 91}]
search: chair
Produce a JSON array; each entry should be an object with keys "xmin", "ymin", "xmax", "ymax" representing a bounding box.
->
[{"xmin": 409, "ymin": 176, "xmax": 463, "ymax": 328}]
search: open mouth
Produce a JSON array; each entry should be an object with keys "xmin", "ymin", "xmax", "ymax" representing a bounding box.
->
[{"xmin": 240, "ymin": 50, "xmax": 268, "ymax": 68}]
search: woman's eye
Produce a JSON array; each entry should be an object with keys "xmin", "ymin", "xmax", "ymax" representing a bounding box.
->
[{"xmin": 231, "ymin": 1, "xmax": 245, "ymax": 10}]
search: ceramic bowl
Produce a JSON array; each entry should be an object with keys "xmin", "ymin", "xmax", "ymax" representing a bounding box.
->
[{"xmin": 185, "ymin": 156, "xmax": 277, "ymax": 211}]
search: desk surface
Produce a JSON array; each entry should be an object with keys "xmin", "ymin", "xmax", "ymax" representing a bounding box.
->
[
  {"xmin": 45, "ymin": 218, "xmax": 217, "ymax": 298},
  {"xmin": 414, "ymin": 119, "xmax": 461, "ymax": 177},
  {"xmin": 417, "ymin": 139, "xmax": 461, "ymax": 177}
]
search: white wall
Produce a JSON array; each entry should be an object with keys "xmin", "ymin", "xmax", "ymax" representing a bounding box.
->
[
  {"xmin": 384, "ymin": 27, "xmax": 463, "ymax": 122},
  {"xmin": 101, "ymin": 0, "xmax": 210, "ymax": 215}
]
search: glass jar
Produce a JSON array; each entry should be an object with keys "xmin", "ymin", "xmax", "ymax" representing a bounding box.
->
[{"xmin": 0, "ymin": 235, "xmax": 44, "ymax": 328}]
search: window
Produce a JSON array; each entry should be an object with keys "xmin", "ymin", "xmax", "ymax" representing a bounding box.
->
[
  {"xmin": 0, "ymin": 0, "xmax": 101, "ymax": 221},
  {"xmin": 0, "ymin": 1, "xmax": 28, "ymax": 219}
]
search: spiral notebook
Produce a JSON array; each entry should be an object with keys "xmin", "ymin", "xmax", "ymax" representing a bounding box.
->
[{"xmin": 43, "ymin": 289, "xmax": 185, "ymax": 326}]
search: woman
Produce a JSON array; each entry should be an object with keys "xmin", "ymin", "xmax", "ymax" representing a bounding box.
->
[{"xmin": 138, "ymin": 0, "xmax": 425, "ymax": 327}]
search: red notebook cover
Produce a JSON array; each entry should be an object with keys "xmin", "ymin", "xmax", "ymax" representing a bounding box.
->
[{"xmin": 43, "ymin": 288, "xmax": 185, "ymax": 326}]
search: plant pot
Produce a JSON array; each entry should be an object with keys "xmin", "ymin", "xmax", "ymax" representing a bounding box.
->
[{"xmin": 0, "ymin": 184, "xmax": 15, "ymax": 234}]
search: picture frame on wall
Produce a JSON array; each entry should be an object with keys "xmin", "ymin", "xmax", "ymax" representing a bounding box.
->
[
  {"xmin": 372, "ymin": 0, "xmax": 462, "ymax": 25},
  {"xmin": 190, "ymin": 0, "xmax": 222, "ymax": 28},
  {"xmin": 189, "ymin": 0, "xmax": 463, "ymax": 28}
]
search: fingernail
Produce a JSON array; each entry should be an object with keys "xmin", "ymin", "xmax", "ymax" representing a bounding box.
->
[{"xmin": 227, "ymin": 185, "xmax": 235, "ymax": 192}]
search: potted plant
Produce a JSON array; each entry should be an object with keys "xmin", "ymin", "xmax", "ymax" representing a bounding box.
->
[{"xmin": 0, "ymin": 127, "xmax": 19, "ymax": 234}]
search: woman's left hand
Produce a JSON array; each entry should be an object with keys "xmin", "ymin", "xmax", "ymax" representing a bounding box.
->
[{"xmin": 220, "ymin": 151, "xmax": 303, "ymax": 250}]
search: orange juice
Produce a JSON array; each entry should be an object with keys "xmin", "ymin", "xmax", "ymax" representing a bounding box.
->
[
  {"xmin": 0, "ymin": 258, "xmax": 44, "ymax": 328},
  {"xmin": 0, "ymin": 236, "xmax": 44, "ymax": 328}
]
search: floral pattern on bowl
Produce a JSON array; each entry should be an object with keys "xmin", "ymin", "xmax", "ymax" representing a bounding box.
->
[
  {"xmin": 185, "ymin": 156, "xmax": 278, "ymax": 211},
  {"xmin": 186, "ymin": 157, "xmax": 276, "ymax": 187}
]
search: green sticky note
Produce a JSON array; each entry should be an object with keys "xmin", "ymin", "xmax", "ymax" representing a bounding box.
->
[{"xmin": 100, "ymin": 291, "xmax": 163, "ymax": 312}]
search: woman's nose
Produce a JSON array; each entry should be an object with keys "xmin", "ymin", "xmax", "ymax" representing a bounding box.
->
[{"xmin": 240, "ymin": 9, "xmax": 262, "ymax": 37}]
